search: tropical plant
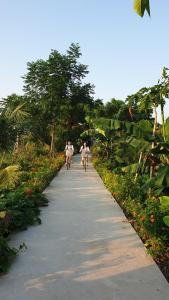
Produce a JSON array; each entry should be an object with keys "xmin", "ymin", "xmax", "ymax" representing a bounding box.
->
[
  {"xmin": 134, "ymin": 0, "xmax": 150, "ymax": 17},
  {"xmin": 2, "ymin": 94, "xmax": 30, "ymax": 154},
  {"xmin": 23, "ymin": 43, "xmax": 94, "ymax": 154},
  {"xmin": 0, "ymin": 165, "xmax": 20, "ymax": 190},
  {"xmin": 160, "ymin": 196, "xmax": 169, "ymax": 227}
]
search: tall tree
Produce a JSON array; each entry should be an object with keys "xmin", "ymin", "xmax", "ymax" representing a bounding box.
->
[{"xmin": 23, "ymin": 43, "xmax": 93, "ymax": 154}]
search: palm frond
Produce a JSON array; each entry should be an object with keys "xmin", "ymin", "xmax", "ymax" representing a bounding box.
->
[
  {"xmin": 5, "ymin": 102, "xmax": 30, "ymax": 121},
  {"xmin": 0, "ymin": 165, "xmax": 20, "ymax": 189}
]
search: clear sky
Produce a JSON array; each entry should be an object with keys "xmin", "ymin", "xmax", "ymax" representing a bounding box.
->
[{"xmin": 0, "ymin": 0, "xmax": 169, "ymax": 118}]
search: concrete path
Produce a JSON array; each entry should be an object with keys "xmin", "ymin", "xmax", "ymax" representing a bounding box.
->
[{"xmin": 0, "ymin": 155, "xmax": 169, "ymax": 300}]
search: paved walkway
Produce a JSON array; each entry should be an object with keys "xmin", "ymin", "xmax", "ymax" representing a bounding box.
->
[{"xmin": 0, "ymin": 155, "xmax": 169, "ymax": 300}]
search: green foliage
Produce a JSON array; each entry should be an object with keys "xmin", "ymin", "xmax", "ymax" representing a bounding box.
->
[
  {"xmin": 92, "ymin": 144, "xmax": 169, "ymax": 259},
  {"xmin": 143, "ymin": 198, "xmax": 164, "ymax": 235},
  {"xmin": 134, "ymin": 0, "xmax": 150, "ymax": 17},
  {"xmin": 0, "ymin": 165, "xmax": 20, "ymax": 190},
  {"xmin": 22, "ymin": 43, "xmax": 94, "ymax": 152},
  {"xmin": 0, "ymin": 116, "xmax": 15, "ymax": 149},
  {"xmin": 0, "ymin": 151, "xmax": 64, "ymax": 273},
  {"xmin": 94, "ymin": 118, "xmax": 153, "ymax": 141},
  {"xmin": 0, "ymin": 190, "xmax": 47, "ymax": 231},
  {"xmin": 159, "ymin": 196, "xmax": 169, "ymax": 228},
  {"xmin": 163, "ymin": 216, "xmax": 169, "ymax": 227},
  {"xmin": 160, "ymin": 196, "xmax": 169, "ymax": 213},
  {"xmin": 90, "ymin": 69, "xmax": 169, "ymax": 266},
  {"xmin": 144, "ymin": 166, "xmax": 169, "ymax": 195},
  {"xmin": 165, "ymin": 117, "xmax": 169, "ymax": 142}
]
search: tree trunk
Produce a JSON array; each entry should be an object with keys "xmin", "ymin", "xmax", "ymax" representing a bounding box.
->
[
  {"xmin": 134, "ymin": 151, "xmax": 143, "ymax": 182},
  {"xmin": 12, "ymin": 133, "xmax": 19, "ymax": 162},
  {"xmin": 160, "ymin": 101, "xmax": 165, "ymax": 141},
  {"xmin": 50, "ymin": 123, "xmax": 55, "ymax": 156},
  {"xmin": 13, "ymin": 133, "xmax": 19, "ymax": 154},
  {"xmin": 150, "ymin": 105, "xmax": 157, "ymax": 179}
]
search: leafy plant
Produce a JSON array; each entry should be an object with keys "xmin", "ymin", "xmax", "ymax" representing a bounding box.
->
[
  {"xmin": 0, "ymin": 165, "xmax": 20, "ymax": 189},
  {"xmin": 134, "ymin": 0, "xmax": 150, "ymax": 17},
  {"xmin": 144, "ymin": 166, "xmax": 169, "ymax": 195},
  {"xmin": 159, "ymin": 196, "xmax": 169, "ymax": 227}
]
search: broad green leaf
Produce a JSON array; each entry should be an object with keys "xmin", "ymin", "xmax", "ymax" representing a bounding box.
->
[
  {"xmin": 144, "ymin": 166, "xmax": 169, "ymax": 193},
  {"xmin": 159, "ymin": 196, "xmax": 169, "ymax": 213},
  {"xmin": 114, "ymin": 155, "xmax": 124, "ymax": 163},
  {"xmin": 155, "ymin": 166, "xmax": 169, "ymax": 187},
  {"xmin": 113, "ymin": 120, "xmax": 121, "ymax": 130},
  {"xmin": 96, "ymin": 128, "xmax": 106, "ymax": 137},
  {"xmin": 163, "ymin": 216, "xmax": 169, "ymax": 227},
  {"xmin": 154, "ymin": 173, "xmax": 165, "ymax": 188},
  {"xmin": 125, "ymin": 122, "xmax": 133, "ymax": 134},
  {"xmin": 121, "ymin": 163, "xmax": 139, "ymax": 174},
  {"xmin": 80, "ymin": 129, "xmax": 95, "ymax": 138},
  {"xmin": 138, "ymin": 120, "xmax": 152, "ymax": 133},
  {"xmin": 134, "ymin": 0, "xmax": 150, "ymax": 17},
  {"xmin": 153, "ymin": 188, "xmax": 164, "ymax": 196},
  {"xmin": 165, "ymin": 117, "xmax": 169, "ymax": 142},
  {"xmin": 129, "ymin": 138, "xmax": 142, "ymax": 148}
]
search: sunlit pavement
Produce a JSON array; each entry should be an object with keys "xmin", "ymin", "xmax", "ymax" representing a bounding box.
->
[{"xmin": 0, "ymin": 155, "xmax": 169, "ymax": 300}]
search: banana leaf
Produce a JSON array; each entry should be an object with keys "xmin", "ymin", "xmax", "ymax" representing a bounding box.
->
[
  {"xmin": 143, "ymin": 166, "xmax": 169, "ymax": 193},
  {"xmin": 163, "ymin": 216, "xmax": 169, "ymax": 227},
  {"xmin": 134, "ymin": 0, "xmax": 150, "ymax": 17},
  {"xmin": 121, "ymin": 163, "xmax": 139, "ymax": 174},
  {"xmin": 165, "ymin": 117, "xmax": 169, "ymax": 142},
  {"xmin": 159, "ymin": 196, "xmax": 169, "ymax": 213},
  {"xmin": 126, "ymin": 137, "xmax": 150, "ymax": 151}
]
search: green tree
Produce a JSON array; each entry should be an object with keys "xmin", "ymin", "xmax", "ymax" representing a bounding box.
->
[
  {"xmin": 23, "ymin": 43, "xmax": 93, "ymax": 154},
  {"xmin": 104, "ymin": 98, "xmax": 125, "ymax": 119}
]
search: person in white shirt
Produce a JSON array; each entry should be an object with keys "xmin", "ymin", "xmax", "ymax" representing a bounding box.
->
[
  {"xmin": 79, "ymin": 142, "xmax": 90, "ymax": 166},
  {"xmin": 65, "ymin": 141, "xmax": 74, "ymax": 165}
]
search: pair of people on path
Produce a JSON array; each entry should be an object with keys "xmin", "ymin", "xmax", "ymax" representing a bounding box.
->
[{"xmin": 65, "ymin": 141, "xmax": 90, "ymax": 165}]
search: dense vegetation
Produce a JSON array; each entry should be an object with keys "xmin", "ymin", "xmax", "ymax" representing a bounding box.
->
[
  {"xmin": 85, "ymin": 68, "xmax": 169, "ymax": 280},
  {"xmin": 0, "ymin": 151, "xmax": 64, "ymax": 272}
]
